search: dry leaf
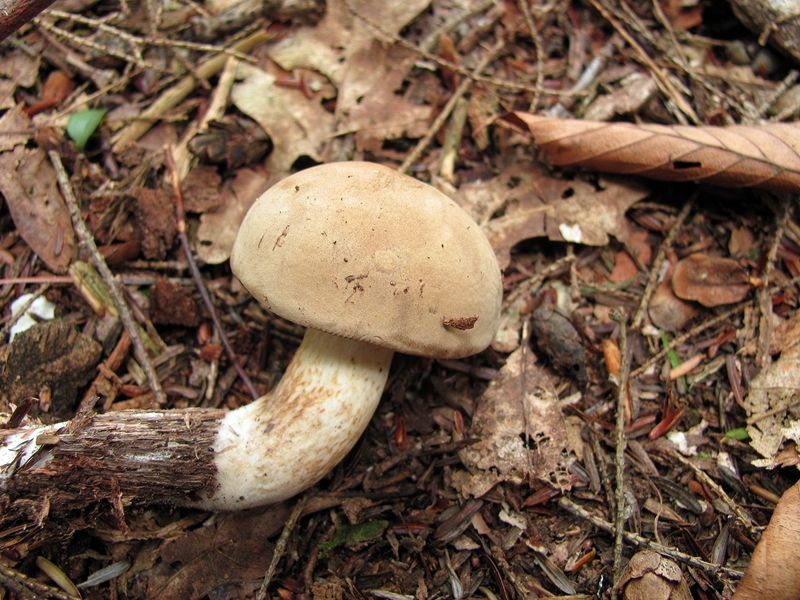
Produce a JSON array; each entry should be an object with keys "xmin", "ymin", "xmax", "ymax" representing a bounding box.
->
[
  {"xmin": 729, "ymin": 226, "xmax": 755, "ymax": 257},
  {"xmin": 671, "ymin": 254, "xmax": 750, "ymax": 307},
  {"xmin": 335, "ymin": 41, "xmax": 433, "ymax": 153},
  {"xmin": 746, "ymin": 344, "xmax": 800, "ymax": 466},
  {"xmin": 617, "ymin": 550, "xmax": 691, "ymax": 600},
  {"xmin": 25, "ymin": 71, "xmax": 76, "ymax": 117},
  {"xmin": 195, "ymin": 167, "xmax": 272, "ymax": 264},
  {"xmin": 733, "ymin": 480, "xmax": 800, "ymax": 600},
  {"xmin": 609, "ymin": 250, "xmax": 639, "ymax": 283},
  {"xmin": 0, "ymin": 143, "xmax": 76, "ymax": 273},
  {"xmin": 512, "ymin": 113, "xmax": 800, "ymax": 193},
  {"xmin": 583, "ymin": 73, "xmax": 657, "ymax": 122},
  {"xmin": 267, "ymin": 0, "xmax": 431, "ymax": 85},
  {"xmin": 649, "ymin": 280, "xmax": 699, "ymax": 332},
  {"xmin": 231, "ymin": 63, "xmax": 335, "ymax": 173},
  {"xmin": 148, "ymin": 505, "xmax": 289, "ymax": 599},
  {"xmin": 455, "ymin": 163, "xmax": 647, "ymax": 269},
  {"xmin": 459, "ymin": 347, "xmax": 578, "ymax": 495}
]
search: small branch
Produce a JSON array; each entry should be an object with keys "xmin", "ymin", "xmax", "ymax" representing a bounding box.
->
[
  {"xmin": 111, "ymin": 29, "xmax": 273, "ymax": 152},
  {"xmin": 756, "ymin": 198, "xmax": 788, "ymax": 368},
  {"xmin": 0, "ymin": 559, "xmax": 77, "ymax": 600},
  {"xmin": 671, "ymin": 452, "xmax": 757, "ymax": 534},
  {"xmin": 612, "ymin": 311, "xmax": 630, "ymax": 586},
  {"xmin": 399, "ymin": 38, "xmax": 506, "ymax": 174},
  {"xmin": 558, "ymin": 497, "xmax": 744, "ymax": 578},
  {"xmin": 631, "ymin": 199, "xmax": 693, "ymax": 330},
  {"xmin": 256, "ymin": 495, "xmax": 308, "ymax": 600},
  {"xmin": 49, "ymin": 151, "xmax": 166, "ymax": 405},
  {"xmin": 0, "ymin": 0, "xmax": 57, "ymax": 41},
  {"xmin": 165, "ymin": 147, "xmax": 259, "ymax": 401}
]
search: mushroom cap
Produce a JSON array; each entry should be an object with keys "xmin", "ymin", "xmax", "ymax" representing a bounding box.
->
[{"xmin": 231, "ymin": 161, "xmax": 502, "ymax": 358}]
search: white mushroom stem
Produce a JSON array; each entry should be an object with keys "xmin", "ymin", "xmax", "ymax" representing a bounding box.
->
[
  {"xmin": 199, "ymin": 328, "xmax": 393, "ymax": 510},
  {"xmin": 0, "ymin": 329, "xmax": 392, "ymax": 517}
]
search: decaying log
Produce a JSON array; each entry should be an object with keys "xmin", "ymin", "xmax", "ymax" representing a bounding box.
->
[{"xmin": 0, "ymin": 409, "xmax": 223, "ymax": 550}]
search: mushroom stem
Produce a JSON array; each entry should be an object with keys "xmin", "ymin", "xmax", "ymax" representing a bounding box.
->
[{"xmin": 199, "ymin": 327, "xmax": 393, "ymax": 510}]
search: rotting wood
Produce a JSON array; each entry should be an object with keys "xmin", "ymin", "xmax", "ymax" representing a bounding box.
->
[{"xmin": 0, "ymin": 409, "xmax": 222, "ymax": 550}]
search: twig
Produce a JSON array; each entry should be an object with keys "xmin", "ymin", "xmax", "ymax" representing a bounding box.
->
[
  {"xmin": 44, "ymin": 9, "xmax": 260, "ymax": 63},
  {"xmin": 517, "ymin": 0, "xmax": 545, "ymax": 112},
  {"xmin": 0, "ymin": 0, "xmax": 58, "ymax": 41},
  {"xmin": 49, "ymin": 151, "xmax": 166, "ymax": 405},
  {"xmin": 671, "ymin": 452, "xmax": 757, "ymax": 533},
  {"xmin": 34, "ymin": 17, "xmax": 155, "ymax": 70},
  {"xmin": 345, "ymin": 0, "xmax": 578, "ymax": 97},
  {"xmin": 256, "ymin": 495, "xmax": 308, "ymax": 600},
  {"xmin": 165, "ymin": 147, "xmax": 259, "ymax": 401},
  {"xmin": 557, "ymin": 497, "xmax": 745, "ymax": 578},
  {"xmin": 586, "ymin": 0, "xmax": 700, "ymax": 125},
  {"xmin": 756, "ymin": 199, "xmax": 788, "ymax": 368},
  {"xmin": 611, "ymin": 311, "xmax": 630, "ymax": 586},
  {"xmin": 399, "ymin": 38, "xmax": 506, "ymax": 174},
  {"xmin": 419, "ymin": 0, "xmax": 495, "ymax": 54},
  {"xmin": 0, "ymin": 283, "xmax": 50, "ymax": 341},
  {"xmin": 111, "ymin": 29, "xmax": 274, "ymax": 152},
  {"xmin": 631, "ymin": 199, "xmax": 693, "ymax": 330},
  {"xmin": 0, "ymin": 559, "xmax": 78, "ymax": 600},
  {"xmin": 757, "ymin": 70, "xmax": 799, "ymax": 119}
]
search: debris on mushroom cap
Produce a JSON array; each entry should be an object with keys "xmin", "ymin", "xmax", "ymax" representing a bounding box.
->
[{"xmin": 231, "ymin": 161, "xmax": 502, "ymax": 358}]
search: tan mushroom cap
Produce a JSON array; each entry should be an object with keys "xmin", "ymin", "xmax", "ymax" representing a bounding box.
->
[{"xmin": 230, "ymin": 161, "xmax": 502, "ymax": 358}]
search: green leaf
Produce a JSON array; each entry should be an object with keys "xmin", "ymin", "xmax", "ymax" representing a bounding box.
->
[
  {"xmin": 67, "ymin": 108, "xmax": 107, "ymax": 149},
  {"xmin": 659, "ymin": 331, "xmax": 681, "ymax": 368},
  {"xmin": 725, "ymin": 427, "xmax": 750, "ymax": 441},
  {"xmin": 318, "ymin": 520, "xmax": 389, "ymax": 557}
]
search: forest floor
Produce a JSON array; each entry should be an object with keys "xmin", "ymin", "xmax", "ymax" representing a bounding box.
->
[{"xmin": 1, "ymin": 0, "xmax": 800, "ymax": 598}]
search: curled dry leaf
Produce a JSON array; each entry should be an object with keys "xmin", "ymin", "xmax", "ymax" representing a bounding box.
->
[
  {"xmin": 458, "ymin": 347, "xmax": 579, "ymax": 497},
  {"xmin": 733, "ymin": 480, "xmax": 800, "ymax": 600},
  {"xmin": 512, "ymin": 113, "xmax": 800, "ymax": 193},
  {"xmin": 671, "ymin": 253, "xmax": 750, "ymax": 307},
  {"xmin": 616, "ymin": 550, "xmax": 691, "ymax": 600},
  {"xmin": 746, "ymin": 343, "xmax": 800, "ymax": 466}
]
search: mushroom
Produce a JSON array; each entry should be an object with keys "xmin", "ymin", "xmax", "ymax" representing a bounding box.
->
[
  {"xmin": 203, "ymin": 161, "xmax": 502, "ymax": 509},
  {"xmin": 0, "ymin": 162, "xmax": 501, "ymax": 516}
]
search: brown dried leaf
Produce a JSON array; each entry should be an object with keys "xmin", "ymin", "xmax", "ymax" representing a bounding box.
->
[
  {"xmin": 513, "ymin": 113, "xmax": 800, "ymax": 193},
  {"xmin": 649, "ymin": 280, "xmax": 699, "ymax": 331},
  {"xmin": 195, "ymin": 167, "xmax": 271, "ymax": 264},
  {"xmin": 459, "ymin": 347, "xmax": 578, "ymax": 495},
  {"xmin": 336, "ymin": 41, "xmax": 433, "ymax": 153},
  {"xmin": 0, "ymin": 143, "xmax": 76, "ymax": 273},
  {"xmin": 148, "ymin": 505, "xmax": 289, "ymax": 599},
  {"xmin": 671, "ymin": 254, "xmax": 750, "ymax": 307},
  {"xmin": 231, "ymin": 63, "xmax": 335, "ymax": 173},
  {"xmin": 617, "ymin": 550, "xmax": 691, "ymax": 600},
  {"xmin": 746, "ymin": 344, "xmax": 800, "ymax": 465},
  {"xmin": 734, "ymin": 480, "xmax": 800, "ymax": 600},
  {"xmin": 455, "ymin": 163, "xmax": 647, "ymax": 269},
  {"xmin": 181, "ymin": 166, "xmax": 223, "ymax": 213}
]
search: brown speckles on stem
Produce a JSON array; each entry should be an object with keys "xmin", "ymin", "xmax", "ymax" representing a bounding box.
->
[{"xmin": 442, "ymin": 315, "xmax": 479, "ymax": 330}]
